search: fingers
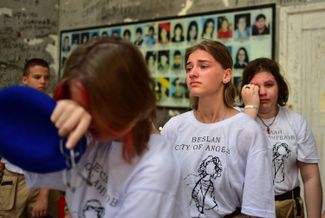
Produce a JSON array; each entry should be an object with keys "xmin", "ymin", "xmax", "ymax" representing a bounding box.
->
[
  {"xmin": 241, "ymin": 84, "xmax": 260, "ymax": 107},
  {"xmin": 242, "ymin": 84, "xmax": 259, "ymax": 95},
  {"xmin": 243, "ymin": 83, "xmax": 256, "ymax": 90},
  {"xmin": 51, "ymin": 101, "xmax": 79, "ymax": 136},
  {"xmin": 66, "ymin": 112, "xmax": 91, "ymax": 149},
  {"xmin": 243, "ymin": 84, "xmax": 251, "ymax": 89},
  {"xmin": 51, "ymin": 100, "xmax": 92, "ymax": 149}
]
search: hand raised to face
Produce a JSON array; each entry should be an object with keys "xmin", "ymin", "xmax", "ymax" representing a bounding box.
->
[{"xmin": 51, "ymin": 99, "xmax": 91, "ymax": 149}]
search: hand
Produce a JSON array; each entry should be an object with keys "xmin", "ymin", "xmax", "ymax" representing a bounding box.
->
[
  {"xmin": 31, "ymin": 189, "xmax": 49, "ymax": 218},
  {"xmin": 241, "ymin": 84, "xmax": 260, "ymax": 108},
  {"xmin": 51, "ymin": 100, "xmax": 92, "ymax": 149}
]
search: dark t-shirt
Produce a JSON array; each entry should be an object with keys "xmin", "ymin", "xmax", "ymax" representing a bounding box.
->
[{"xmin": 252, "ymin": 25, "xmax": 270, "ymax": 35}]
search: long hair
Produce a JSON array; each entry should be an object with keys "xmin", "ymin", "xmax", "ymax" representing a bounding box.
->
[
  {"xmin": 185, "ymin": 40, "xmax": 236, "ymax": 110},
  {"xmin": 54, "ymin": 37, "xmax": 156, "ymax": 161},
  {"xmin": 241, "ymin": 57, "xmax": 289, "ymax": 106},
  {"xmin": 235, "ymin": 47, "xmax": 249, "ymax": 64},
  {"xmin": 201, "ymin": 18, "xmax": 215, "ymax": 39},
  {"xmin": 187, "ymin": 21, "xmax": 198, "ymax": 41}
]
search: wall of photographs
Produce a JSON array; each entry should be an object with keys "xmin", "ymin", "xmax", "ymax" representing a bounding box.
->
[{"xmin": 60, "ymin": 4, "xmax": 275, "ymax": 108}]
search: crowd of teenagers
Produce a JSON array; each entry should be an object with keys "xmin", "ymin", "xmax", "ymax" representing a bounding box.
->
[{"xmin": 0, "ymin": 36, "xmax": 323, "ymax": 218}]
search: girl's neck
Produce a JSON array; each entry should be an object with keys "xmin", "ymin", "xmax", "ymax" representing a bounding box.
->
[
  {"xmin": 194, "ymin": 108, "xmax": 228, "ymax": 123},
  {"xmin": 258, "ymin": 106, "xmax": 279, "ymax": 119},
  {"xmin": 195, "ymin": 96, "xmax": 229, "ymax": 123}
]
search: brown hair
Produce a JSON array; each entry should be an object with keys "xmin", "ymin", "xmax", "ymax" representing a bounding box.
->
[
  {"xmin": 241, "ymin": 57, "xmax": 289, "ymax": 106},
  {"xmin": 23, "ymin": 58, "xmax": 49, "ymax": 76},
  {"xmin": 54, "ymin": 37, "xmax": 156, "ymax": 161},
  {"xmin": 185, "ymin": 40, "xmax": 236, "ymax": 110}
]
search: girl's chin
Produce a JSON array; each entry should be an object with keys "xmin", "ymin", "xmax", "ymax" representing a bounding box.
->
[{"xmin": 259, "ymin": 102, "xmax": 270, "ymax": 109}]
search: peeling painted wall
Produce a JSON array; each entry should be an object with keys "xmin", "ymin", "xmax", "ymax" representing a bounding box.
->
[
  {"xmin": 59, "ymin": 0, "xmax": 323, "ymax": 30},
  {"xmin": 0, "ymin": 0, "xmax": 59, "ymax": 90},
  {"xmin": 59, "ymin": 0, "xmax": 271, "ymax": 30}
]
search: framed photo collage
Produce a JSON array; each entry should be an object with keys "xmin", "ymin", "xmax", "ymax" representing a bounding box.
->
[{"xmin": 60, "ymin": 4, "xmax": 275, "ymax": 108}]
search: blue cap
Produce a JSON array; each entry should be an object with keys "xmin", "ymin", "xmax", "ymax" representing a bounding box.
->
[{"xmin": 0, "ymin": 86, "xmax": 86, "ymax": 173}]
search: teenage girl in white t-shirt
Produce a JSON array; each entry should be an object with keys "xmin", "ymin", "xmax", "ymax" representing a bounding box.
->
[
  {"xmin": 25, "ymin": 37, "xmax": 189, "ymax": 218},
  {"xmin": 241, "ymin": 57, "xmax": 322, "ymax": 217},
  {"xmin": 162, "ymin": 40, "xmax": 275, "ymax": 217}
]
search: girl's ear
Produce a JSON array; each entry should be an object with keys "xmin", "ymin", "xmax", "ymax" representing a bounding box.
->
[{"xmin": 223, "ymin": 68, "xmax": 232, "ymax": 84}]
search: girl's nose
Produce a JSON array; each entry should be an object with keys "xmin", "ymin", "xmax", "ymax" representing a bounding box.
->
[
  {"xmin": 259, "ymin": 86, "xmax": 266, "ymax": 95},
  {"xmin": 187, "ymin": 67, "xmax": 198, "ymax": 78}
]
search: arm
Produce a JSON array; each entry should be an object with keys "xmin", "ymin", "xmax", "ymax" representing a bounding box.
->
[
  {"xmin": 241, "ymin": 123, "xmax": 275, "ymax": 217},
  {"xmin": 298, "ymin": 161, "xmax": 322, "ymax": 218},
  {"xmin": 31, "ymin": 188, "xmax": 49, "ymax": 218},
  {"xmin": 51, "ymin": 100, "xmax": 91, "ymax": 149},
  {"xmin": 241, "ymin": 84, "xmax": 260, "ymax": 118}
]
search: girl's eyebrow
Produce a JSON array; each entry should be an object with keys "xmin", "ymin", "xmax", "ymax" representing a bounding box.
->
[
  {"xmin": 197, "ymin": 59, "xmax": 211, "ymax": 63},
  {"xmin": 186, "ymin": 59, "xmax": 212, "ymax": 65}
]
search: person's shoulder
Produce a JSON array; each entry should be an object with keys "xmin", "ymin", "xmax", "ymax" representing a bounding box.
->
[
  {"xmin": 161, "ymin": 111, "xmax": 193, "ymax": 141},
  {"xmin": 147, "ymin": 133, "xmax": 170, "ymax": 149},
  {"xmin": 230, "ymin": 112, "xmax": 262, "ymax": 131},
  {"xmin": 147, "ymin": 134, "xmax": 176, "ymax": 157},
  {"xmin": 231, "ymin": 111, "xmax": 255, "ymax": 122},
  {"xmin": 165, "ymin": 110, "xmax": 192, "ymax": 125},
  {"xmin": 280, "ymin": 106, "xmax": 306, "ymax": 125},
  {"xmin": 265, "ymin": 26, "xmax": 270, "ymax": 33},
  {"xmin": 280, "ymin": 106, "xmax": 304, "ymax": 120},
  {"xmin": 136, "ymin": 134, "xmax": 181, "ymax": 186}
]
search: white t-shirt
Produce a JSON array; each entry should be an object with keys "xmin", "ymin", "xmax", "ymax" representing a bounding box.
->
[
  {"xmin": 161, "ymin": 111, "xmax": 275, "ymax": 218},
  {"xmin": 2, "ymin": 159, "xmax": 24, "ymax": 174},
  {"xmin": 25, "ymin": 134, "xmax": 189, "ymax": 218},
  {"xmin": 256, "ymin": 106, "xmax": 319, "ymax": 195}
]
